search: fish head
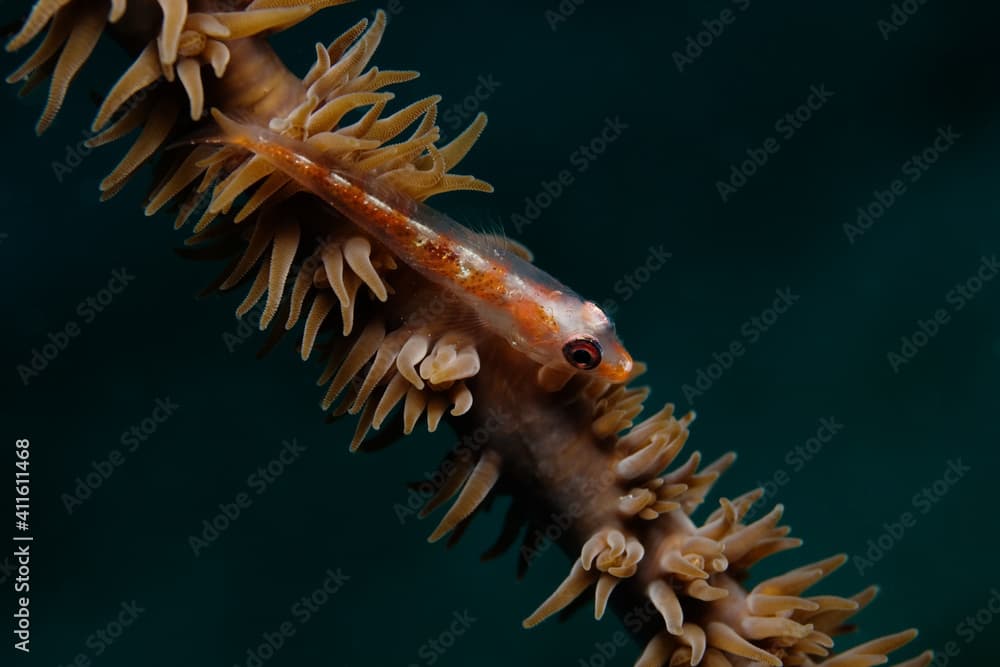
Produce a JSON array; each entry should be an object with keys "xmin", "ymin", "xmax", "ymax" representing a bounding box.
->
[{"xmin": 546, "ymin": 298, "xmax": 634, "ymax": 384}]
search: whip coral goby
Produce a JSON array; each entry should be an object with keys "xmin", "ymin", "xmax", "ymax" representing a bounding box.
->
[
  {"xmin": 194, "ymin": 108, "xmax": 634, "ymax": 383},
  {"xmin": 6, "ymin": 2, "xmax": 932, "ymax": 665}
]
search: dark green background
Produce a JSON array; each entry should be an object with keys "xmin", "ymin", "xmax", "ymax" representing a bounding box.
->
[{"xmin": 2, "ymin": 1, "xmax": 998, "ymax": 665}]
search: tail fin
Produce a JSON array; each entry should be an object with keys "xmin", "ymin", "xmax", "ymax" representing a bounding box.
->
[
  {"xmin": 208, "ymin": 108, "xmax": 260, "ymax": 149},
  {"xmin": 167, "ymin": 108, "xmax": 276, "ymax": 153}
]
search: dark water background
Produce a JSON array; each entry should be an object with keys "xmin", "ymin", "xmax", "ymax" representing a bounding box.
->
[{"xmin": 2, "ymin": 1, "xmax": 998, "ymax": 665}]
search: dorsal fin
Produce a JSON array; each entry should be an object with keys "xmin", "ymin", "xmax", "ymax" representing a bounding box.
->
[{"xmin": 479, "ymin": 232, "xmax": 534, "ymax": 262}]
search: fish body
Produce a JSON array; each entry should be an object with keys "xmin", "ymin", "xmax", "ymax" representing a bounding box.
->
[{"xmin": 207, "ymin": 110, "xmax": 633, "ymax": 383}]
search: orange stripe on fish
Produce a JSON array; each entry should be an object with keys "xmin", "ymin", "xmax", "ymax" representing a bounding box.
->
[{"xmin": 200, "ymin": 108, "xmax": 632, "ymax": 383}]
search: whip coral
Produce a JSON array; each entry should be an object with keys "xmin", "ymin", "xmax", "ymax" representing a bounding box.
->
[{"xmin": 7, "ymin": 2, "xmax": 933, "ymax": 665}]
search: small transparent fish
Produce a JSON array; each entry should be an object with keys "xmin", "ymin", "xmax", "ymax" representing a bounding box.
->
[{"xmin": 200, "ymin": 109, "xmax": 634, "ymax": 383}]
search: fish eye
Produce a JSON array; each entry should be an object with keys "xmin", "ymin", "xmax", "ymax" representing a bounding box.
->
[{"xmin": 562, "ymin": 336, "xmax": 602, "ymax": 370}]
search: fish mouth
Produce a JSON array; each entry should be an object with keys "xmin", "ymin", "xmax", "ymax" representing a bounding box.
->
[{"xmin": 599, "ymin": 352, "xmax": 634, "ymax": 384}]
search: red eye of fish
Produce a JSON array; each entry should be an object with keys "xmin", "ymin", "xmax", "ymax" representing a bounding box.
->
[{"xmin": 562, "ymin": 337, "xmax": 602, "ymax": 370}]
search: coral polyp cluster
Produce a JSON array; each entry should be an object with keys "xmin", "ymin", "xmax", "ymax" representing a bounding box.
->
[{"xmin": 6, "ymin": 1, "xmax": 932, "ymax": 665}]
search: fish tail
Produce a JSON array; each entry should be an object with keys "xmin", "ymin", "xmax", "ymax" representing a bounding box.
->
[
  {"xmin": 168, "ymin": 108, "xmax": 311, "ymax": 166},
  {"xmin": 207, "ymin": 108, "xmax": 259, "ymax": 149},
  {"xmin": 197, "ymin": 108, "xmax": 292, "ymax": 158}
]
